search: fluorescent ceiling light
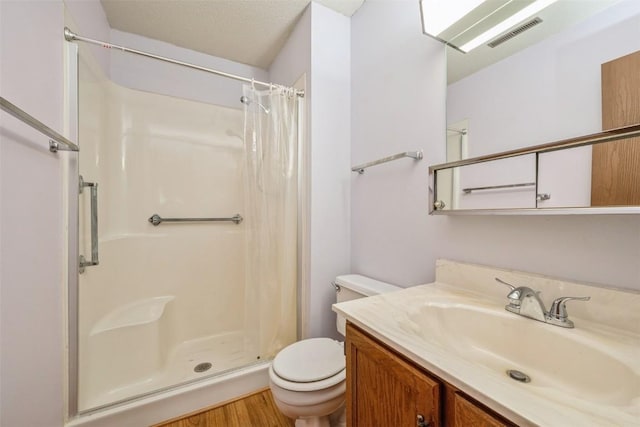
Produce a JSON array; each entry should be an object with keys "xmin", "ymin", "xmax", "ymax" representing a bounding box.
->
[
  {"xmin": 420, "ymin": 0, "xmax": 486, "ymax": 37},
  {"xmin": 459, "ymin": 0, "xmax": 559, "ymax": 52}
]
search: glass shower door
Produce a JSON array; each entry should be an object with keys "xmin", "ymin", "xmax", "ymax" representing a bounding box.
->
[{"xmin": 75, "ymin": 46, "xmax": 261, "ymax": 411}]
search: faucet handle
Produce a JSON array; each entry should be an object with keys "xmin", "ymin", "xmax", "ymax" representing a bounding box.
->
[
  {"xmin": 495, "ymin": 277, "xmax": 515, "ymax": 291},
  {"xmin": 547, "ymin": 296, "xmax": 591, "ymax": 327},
  {"xmin": 495, "ymin": 278, "xmax": 523, "ymax": 309}
]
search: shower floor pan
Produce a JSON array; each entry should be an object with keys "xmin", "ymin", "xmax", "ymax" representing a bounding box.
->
[{"xmin": 80, "ymin": 331, "xmax": 257, "ymax": 411}]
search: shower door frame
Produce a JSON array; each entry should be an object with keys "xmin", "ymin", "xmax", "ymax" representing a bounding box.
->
[
  {"xmin": 64, "ymin": 44, "xmax": 310, "ymax": 420},
  {"xmin": 64, "ymin": 40, "xmax": 80, "ymax": 420}
]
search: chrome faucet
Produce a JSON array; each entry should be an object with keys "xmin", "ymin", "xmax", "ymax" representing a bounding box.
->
[{"xmin": 495, "ymin": 278, "xmax": 590, "ymax": 328}]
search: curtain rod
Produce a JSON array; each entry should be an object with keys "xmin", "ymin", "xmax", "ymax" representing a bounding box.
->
[{"xmin": 63, "ymin": 27, "xmax": 304, "ymax": 98}]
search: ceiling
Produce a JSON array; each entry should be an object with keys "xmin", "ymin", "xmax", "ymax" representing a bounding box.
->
[
  {"xmin": 100, "ymin": 1, "xmax": 617, "ymax": 83},
  {"xmin": 100, "ymin": 0, "xmax": 365, "ymax": 69}
]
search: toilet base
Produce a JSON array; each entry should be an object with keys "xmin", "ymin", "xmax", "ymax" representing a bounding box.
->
[
  {"xmin": 329, "ymin": 404, "xmax": 346, "ymax": 427},
  {"xmin": 269, "ymin": 378, "xmax": 346, "ymax": 427},
  {"xmin": 292, "ymin": 405, "xmax": 345, "ymax": 427},
  {"xmin": 294, "ymin": 415, "xmax": 329, "ymax": 427}
]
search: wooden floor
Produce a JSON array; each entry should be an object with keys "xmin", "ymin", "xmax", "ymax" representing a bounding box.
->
[{"xmin": 155, "ymin": 389, "xmax": 294, "ymax": 427}]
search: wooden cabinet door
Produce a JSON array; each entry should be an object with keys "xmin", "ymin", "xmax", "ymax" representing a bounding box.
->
[
  {"xmin": 592, "ymin": 50, "xmax": 640, "ymax": 206},
  {"xmin": 453, "ymin": 393, "xmax": 508, "ymax": 427},
  {"xmin": 346, "ymin": 323, "xmax": 441, "ymax": 427}
]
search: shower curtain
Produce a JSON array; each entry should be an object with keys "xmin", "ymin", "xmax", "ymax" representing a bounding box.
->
[{"xmin": 242, "ymin": 85, "xmax": 298, "ymax": 359}]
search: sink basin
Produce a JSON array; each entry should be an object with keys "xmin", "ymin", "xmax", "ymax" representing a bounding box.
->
[{"xmin": 403, "ymin": 302, "xmax": 640, "ymax": 407}]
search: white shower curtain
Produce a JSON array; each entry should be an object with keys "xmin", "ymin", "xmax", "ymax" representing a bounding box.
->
[{"xmin": 242, "ymin": 85, "xmax": 298, "ymax": 359}]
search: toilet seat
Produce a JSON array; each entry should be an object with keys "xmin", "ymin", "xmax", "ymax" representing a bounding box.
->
[
  {"xmin": 269, "ymin": 365, "xmax": 346, "ymax": 392},
  {"xmin": 270, "ymin": 338, "xmax": 346, "ymax": 392},
  {"xmin": 273, "ymin": 338, "xmax": 345, "ymax": 382}
]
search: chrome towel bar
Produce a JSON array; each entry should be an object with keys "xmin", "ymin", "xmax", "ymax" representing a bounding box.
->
[
  {"xmin": 351, "ymin": 150, "xmax": 423, "ymax": 174},
  {"xmin": 0, "ymin": 96, "xmax": 79, "ymax": 152},
  {"xmin": 148, "ymin": 213, "xmax": 243, "ymax": 226},
  {"xmin": 462, "ymin": 182, "xmax": 536, "ymax": 194}
]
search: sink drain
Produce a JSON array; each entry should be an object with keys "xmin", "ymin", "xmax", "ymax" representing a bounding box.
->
[
  {"xmin": 194, "ymin": 362, "xmax": 212, "ymax": 373},
  {"xmin": 507, "ymin": 369, "xmax": 531, "ymax": 383}
]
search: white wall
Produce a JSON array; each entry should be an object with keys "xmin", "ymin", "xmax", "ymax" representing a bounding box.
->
[
  {"xmin": 269, "ymin": 5, "xmax": 311, "ymax": 89},
  {"xmin": 65, "ymin": 0, "xmax": 111, "ymax": 77},
  {"xmin": 0, "ymin": 1, "xmax": 113, "ymax": 424},
  {"xmin": 308, "ymin": 4, "xmax": 351, "ymax": 339},
  {"xmin": 110, "ymin": 30, "xmax": 269, "ymax": 110},
  {"xmin": 351, "ymin": 0, "xmax": 447, "ymax": 287},
  {"xmin": 351, "ymin": 0, "xmax": 640, "ymax": 292},
  {"xmin": 0, "ymin": 2, "xmax": 66, "ymax": 426}
]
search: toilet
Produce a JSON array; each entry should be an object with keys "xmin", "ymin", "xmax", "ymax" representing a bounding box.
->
[{"xmin": 269, "ymin": 274, "xmax": 401, "ymax": 427}]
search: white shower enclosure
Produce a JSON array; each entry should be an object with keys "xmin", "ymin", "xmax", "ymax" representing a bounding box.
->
[{"xmin": 73, "ymin": 41, "xmax": 299, "ymax": 412}]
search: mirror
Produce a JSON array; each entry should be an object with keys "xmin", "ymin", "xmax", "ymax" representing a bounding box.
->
[
  {"xmin": 433, "ymin": 128, "xmax": 640, "ymax": 212},
  {"xmin": 441, "ymin": 0, "xmax": 640, "ymax": 212}
]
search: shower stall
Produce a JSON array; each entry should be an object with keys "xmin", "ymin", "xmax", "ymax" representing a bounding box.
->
[{"xmin": 68, "ymin": 29, "xmax": 303, "ymax": 417}]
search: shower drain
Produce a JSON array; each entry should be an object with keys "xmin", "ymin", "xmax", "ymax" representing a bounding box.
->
[
  {"xmin": 506, "ymin": 369, "xmax": 531, "ymax": 383},
  {"xmin": 194, "ymin": 362, "xmax": 212, "ymax": 373}
]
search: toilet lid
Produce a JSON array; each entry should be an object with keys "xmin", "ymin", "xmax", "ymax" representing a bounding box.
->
[{"xmin": 272, "ymin": 338, "xmax": 345, "ymax": 383}]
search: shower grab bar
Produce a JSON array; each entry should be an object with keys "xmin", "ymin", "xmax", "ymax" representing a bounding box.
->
[
  {"xmin": 0, "ymin": 96, "xmax": 79, "ymax": 152},
  {"xmin": 79, "ymin": 176, "xmax": 99, "ymax": 273},
  {"xmin": 462, "ymin": 182, "xmax": 536, "ymax": 194},
  {"xmin": 148, "ymin": 213, "xmax": 243, "ymax": 226},
  {"xmin": 351, "ymin": 150, "xmax": 423, "ymax": 174}
]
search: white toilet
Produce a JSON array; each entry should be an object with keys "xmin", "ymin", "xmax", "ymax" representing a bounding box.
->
[{"xmin": 269, "ymin": 274, "xmax": 400, "ymax": 427}]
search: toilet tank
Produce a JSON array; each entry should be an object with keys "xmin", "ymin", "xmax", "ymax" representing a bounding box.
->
[{"xmin": 334, "ymin": 274, "xmax": 401, "ymax": 336}]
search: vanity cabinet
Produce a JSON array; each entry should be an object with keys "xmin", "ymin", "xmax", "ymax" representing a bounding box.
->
[
  {"xmin": 346, "ymin": 323, "xmax": 441, "ymax": 426},
  {"xmin": 346, "ymin": 323, "xmax": 514, "ymax": 427},
  {"xmin": 451, "ymin": 392, "xmax": 508, "ymax": 427}
]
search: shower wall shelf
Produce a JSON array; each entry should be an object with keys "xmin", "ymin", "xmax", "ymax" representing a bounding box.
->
[{"xmin": 352, "ymin": 150, "xmax": 423, "ymax": 174}]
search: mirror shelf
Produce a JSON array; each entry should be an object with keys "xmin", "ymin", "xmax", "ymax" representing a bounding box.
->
[
  {"xmin": 427, "ymin": 206, "xmax": 640, "ymax": 216},
  {"xmin": 429, "ymin": 124, "xmax": 640, "ymax": 215}
]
